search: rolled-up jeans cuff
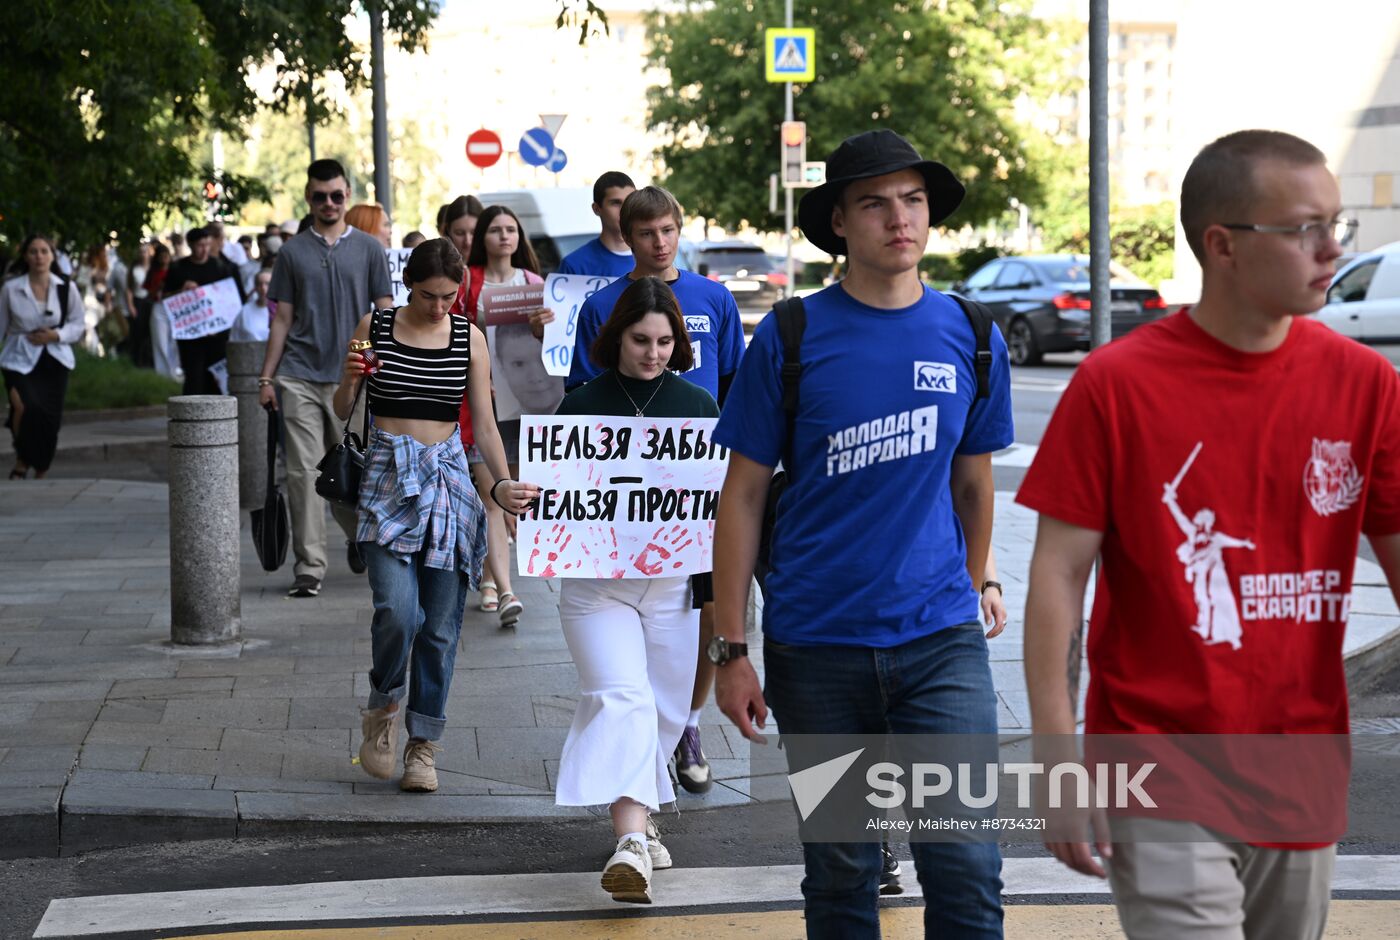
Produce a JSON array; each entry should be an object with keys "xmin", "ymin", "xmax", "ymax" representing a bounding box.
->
[
  {"xmin": 367, "ymin": 682, "xmax": 405, "ymax": 712},
  {"xmin": 405, "ymin": 709, "xmax": 446, "ymax": 742}
]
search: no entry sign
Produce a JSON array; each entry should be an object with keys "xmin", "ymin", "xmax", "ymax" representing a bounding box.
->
[{"xmin": 466, "ymin": 129, "xmax": 503, "ymax": 168}]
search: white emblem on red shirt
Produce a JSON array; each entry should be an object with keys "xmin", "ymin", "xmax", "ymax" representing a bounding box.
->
[
  {"xmin": 1162, "ymin": 442, "xmax": 1255, "ymax": 650},
  {"xmin": 1303, "ymin": 438, "xmax": 1362, "ymax": 517}
]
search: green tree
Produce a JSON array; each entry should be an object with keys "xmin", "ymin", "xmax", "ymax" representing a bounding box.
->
[
  {"xmin": 216, "ymin": 95, "xmax": 451, "ymax": 235},
  {"xmin": 0, "ymin": 1, "xmax": 440, "ymax": 253},
  {"xmin": 1028, "ymin": 144, "xmax": 1177, "ymax": 287},
  {"xmin": 645, "ymin": 0, "xmax": 1066, "ymax": 239}
]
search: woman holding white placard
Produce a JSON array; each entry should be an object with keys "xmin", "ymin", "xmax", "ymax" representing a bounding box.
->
[
  {"xmin": 551, "ymin": 276, "xmax": 718, "ymax": 905},
  {"xmin": 459, "ymin": 205, "xmax": 550, "ymax": 625}
]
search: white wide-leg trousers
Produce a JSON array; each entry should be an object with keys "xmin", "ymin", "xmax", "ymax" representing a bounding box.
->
[{"xmin": 554, "ymin": 576, "xmax": 699, "ymax": 811}]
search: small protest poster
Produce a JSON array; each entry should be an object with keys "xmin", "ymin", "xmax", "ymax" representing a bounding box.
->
[
  {"xmin": 540, "ymin": 274, "xmax": 617, "ymax": 377},
  {"xmin": 166, "ymin": 278, "xmax": 243, "ymax": 340},
  {"xmin": 480, "ymin": 283, "xmax": 545, "ymax": 326},
  {"xmin": 207, "ymin": 358, "xmax": 229, "ymax": 395},
  {"xmin": 517, "ymin": 415, "xmax": 728, "ymax": 579},
  {"xmin": 386, "ymin": 248, "xmax": 413, "ymax": 306}
]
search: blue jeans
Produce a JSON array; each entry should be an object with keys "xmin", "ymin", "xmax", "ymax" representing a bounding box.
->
[
  {"xmin": 363, "ymin": 541, "xmax": 468, "ymax": 742},
  {"xmin": 763, "ymin": 623, "xmax": 1004, "ymax": 939}
]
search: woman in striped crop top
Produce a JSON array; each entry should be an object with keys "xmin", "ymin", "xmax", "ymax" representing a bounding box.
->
[{"xmin": 333, "ymin": 238, "xmax": 539, "ymax": 793}]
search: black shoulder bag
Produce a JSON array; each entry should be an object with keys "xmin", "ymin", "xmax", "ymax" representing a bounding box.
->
[
  {"xmin": 250, "ymin": 408, "xmax": 290, "ymax": 571},
  {"xmin": 754, "ymin": 296, "xmax": 806, "ymax": 595},
  {"xmin": 315, "ymin": 314, "xmax": 375, "ymax": 506}
]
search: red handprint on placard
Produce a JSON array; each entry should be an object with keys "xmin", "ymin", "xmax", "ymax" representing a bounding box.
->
[
  {"xmin": 526, "ymin": 524, "xmax": 571, "ymax": 577},
  {"xmin": 632, "ymin": 525, "xmax": 695, "ymax": 576}
]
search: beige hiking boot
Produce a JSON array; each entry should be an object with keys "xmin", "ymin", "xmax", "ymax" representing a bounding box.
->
[
  {"xmin": 358, "ymin": 705, "xmax": 399, "ymax": 780},
  {"xmin": 400, "ymin": 738, "xmax": 442, "ymax": 792}
]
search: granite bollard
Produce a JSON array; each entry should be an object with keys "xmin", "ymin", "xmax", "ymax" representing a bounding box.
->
[
  {"xmin": 227, "ymin": 341, "xmax": 269, "ymax": 508},
  {"xmin": 167, "ymin": 395, "xmax": 242, "ymax": 645}
]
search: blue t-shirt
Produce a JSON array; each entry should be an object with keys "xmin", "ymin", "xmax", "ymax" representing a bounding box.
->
[
  {"xmin": 713, "ymin": 283, "xmax": 1015, "ymax": 648},
  {"xmin": 556, "ymin": 237, "xmax": 635, "ymax": 278},
  {"xmin": 567, "ymin": 270, "xmax": 746, "ymax": 400}
]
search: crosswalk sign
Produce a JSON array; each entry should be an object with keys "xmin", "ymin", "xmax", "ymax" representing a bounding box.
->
[{"xmin": 766, "ymin": 28, "xmax": 816, "ymax": 83}]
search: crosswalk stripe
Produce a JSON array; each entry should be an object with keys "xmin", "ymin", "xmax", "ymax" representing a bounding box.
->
[
  {"xmin": 128, "ymin": 904, "xmax": 1400, "ymax": 940},
  {"xmin": 34, "ymin": 856, "xmax": 1400, "ymax": 938}
]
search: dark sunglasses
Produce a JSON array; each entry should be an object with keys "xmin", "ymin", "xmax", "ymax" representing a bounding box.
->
[{"xmin": 310, "ymin": 190, "xmax": 347, "ymax": 205}]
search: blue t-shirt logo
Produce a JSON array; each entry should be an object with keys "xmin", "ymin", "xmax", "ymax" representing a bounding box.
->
[{"xmin": 915, "ymin": 361, "xmax": 957, "ymax": 393}]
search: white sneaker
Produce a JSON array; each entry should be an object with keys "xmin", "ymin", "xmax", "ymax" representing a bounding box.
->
[
  {"xmin": 601, "ymin": 836, "xmax": 652, "ymax": 903},
  {"xmin": 646, "ymin": 815, "xmax": 672, "ymax": 870}
]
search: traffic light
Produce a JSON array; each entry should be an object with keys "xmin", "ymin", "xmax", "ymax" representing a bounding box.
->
[{"xmin": 781, "ymin": 121, "xmax": 806, "ymax": 186}]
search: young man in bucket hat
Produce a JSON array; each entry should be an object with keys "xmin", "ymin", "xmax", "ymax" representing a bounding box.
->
[{"xmin": 710, "ymin": 129, "xmax": 1015, "ymax": 937}]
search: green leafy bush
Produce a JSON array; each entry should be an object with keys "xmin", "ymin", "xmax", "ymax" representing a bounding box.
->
[{"xmin": 65, "ymin": 349, "xmax": 180, "ymax": 411}]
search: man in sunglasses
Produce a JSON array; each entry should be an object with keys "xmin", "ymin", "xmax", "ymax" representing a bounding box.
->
[
  {"xmin": 259, "ymin": 158, "xmax": 393, "ymax": 598},
  {"xmin": 1020, "ymin": 130, "xmax": 1400, "ymax": 938}
]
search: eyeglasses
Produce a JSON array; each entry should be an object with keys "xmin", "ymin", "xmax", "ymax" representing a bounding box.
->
[
  {"xmin": 309, "ymin": 190, "xmax": 347, "ymax": 205},
  {"xmin": 1220, "ymin": 218, "xmax": 1357, "ymax": 251}
]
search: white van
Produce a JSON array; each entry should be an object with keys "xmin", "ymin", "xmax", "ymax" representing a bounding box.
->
[{"xmin": 477, "ymin": 188, "xmax": 599, "ymax": 274}]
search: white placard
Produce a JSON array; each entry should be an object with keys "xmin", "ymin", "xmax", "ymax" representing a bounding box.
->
[
  {"xmin": 517, "ymin": 415, "xmax": 728, "ymax": 579},
  {"xmin": 166, "ymin": 278, "xmax": 243, "ymax": 340},
  {"xmin": 540, "ymin": 273, "xmax": 617, "ymax": 378},
  {"xmin": 207, "ymin": 358, "xmax": 229, "ymax": 395},
  {"xmin": 386, "ymin": 248, "xmax": 413, "ymax": 306}
]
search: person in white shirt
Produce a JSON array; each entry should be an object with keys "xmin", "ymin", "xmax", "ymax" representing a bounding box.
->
[
  {"xmin": 211, "ymin": 222, "xmax": 249, "ymax": 266},
  {"xmin": 233, "ymin": 269, "xmax": 273, "ymax": 343},
  {"xmin": 0, "ymin": 234, "xmax": 85, "ymax": 479}
]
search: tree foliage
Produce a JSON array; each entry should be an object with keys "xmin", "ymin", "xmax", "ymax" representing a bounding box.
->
[
  {"xmin": 644, "ymin": 0, "xmax": 1066, "ymax": 241},
  {"xmin": 1029, "ymin": 143, "xmax": 1177, "ymax": 286},
  {"xmin": 0, "ymin": 1, "xmax": 439, "ymax": 252}
]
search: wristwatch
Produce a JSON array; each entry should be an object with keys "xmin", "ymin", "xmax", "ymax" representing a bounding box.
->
[
  {"xmin": 706, "ymin": 635, "xmax": 748, "ymax": 666},
  {"xmin": 981, "ymin": 580, "xmax": 1003, "ymax": 595}
]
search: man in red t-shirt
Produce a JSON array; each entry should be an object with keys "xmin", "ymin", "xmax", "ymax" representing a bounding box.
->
[{"xmin": 1019, "ymin": 130, "xmax": 1400, "ymax": 939}]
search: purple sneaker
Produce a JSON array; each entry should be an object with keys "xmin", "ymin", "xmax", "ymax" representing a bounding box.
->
[{"xmin": 673, "ymin": 725, "xmax": 712, "ymax": 794}]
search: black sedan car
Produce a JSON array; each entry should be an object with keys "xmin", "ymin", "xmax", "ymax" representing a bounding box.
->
[
  {"xmin": 954, "ymin": 255, "xmax": 1167, "ymax": 365},
  {"xmin": 688, "ymin": 240, "xmax": 786, "ymax": 312}
]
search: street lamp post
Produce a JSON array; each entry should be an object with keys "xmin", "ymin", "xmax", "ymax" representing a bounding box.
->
[{"xmin": 369, "ymin": 1, "xmax": 393, "ymax": 218}]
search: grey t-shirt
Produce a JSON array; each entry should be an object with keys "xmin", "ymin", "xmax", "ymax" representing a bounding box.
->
[{"xmin": 269, "ymin": 227, "xmax": 392, "ymax": 383}]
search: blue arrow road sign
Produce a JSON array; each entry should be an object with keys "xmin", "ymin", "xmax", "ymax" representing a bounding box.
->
[
  {"xmin": 519, "ymin": 128, "xmax": 555, "ymax": 167},
  {"xmin": 547, "ymin": 147, "xmax": 568, "ymax": 174}
]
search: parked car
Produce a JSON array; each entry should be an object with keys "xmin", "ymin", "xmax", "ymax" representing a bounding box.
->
[
  {"xmin": 1313, "ymin": 243, "xmax": 1400, "ymax": 343},
  {"xmin": 688, "ymin": 240, "xmax": 786, "ymax": 311},
  {"xmin": 953, "ymin": 254, "xmax": 1168, "ymax": 365}
]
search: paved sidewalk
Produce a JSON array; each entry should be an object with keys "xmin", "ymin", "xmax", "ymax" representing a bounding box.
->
[{"xmin": 1, "ymin": 478, "xmax": 1397, "ymax": 858}]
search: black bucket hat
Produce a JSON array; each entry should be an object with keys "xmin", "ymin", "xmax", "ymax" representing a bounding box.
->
[{"xmin": 798, "ymin": 129, "xmax": 965, "ymax": 257}]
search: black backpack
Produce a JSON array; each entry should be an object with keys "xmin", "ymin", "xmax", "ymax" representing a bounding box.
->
[{"xmin": 753, "ymin": 293, "xmax": 995, "ymax": 593}]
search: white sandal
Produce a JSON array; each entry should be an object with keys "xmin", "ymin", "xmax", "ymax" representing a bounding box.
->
[{"xmin": 479, "ymin": 580, "xmax": 499, "ymax": 612}]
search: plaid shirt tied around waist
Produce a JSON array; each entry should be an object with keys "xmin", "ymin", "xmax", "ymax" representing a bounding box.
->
[{"xmin": 356, "ymin": 426, "xmax": 486, "ymax": 585}]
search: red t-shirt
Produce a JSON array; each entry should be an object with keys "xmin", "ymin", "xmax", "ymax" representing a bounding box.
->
[{"xmin": 1018, "ymin": 311, "xmax": 1400, "ymax": 843}]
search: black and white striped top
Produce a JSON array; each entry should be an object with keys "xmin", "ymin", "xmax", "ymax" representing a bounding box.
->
[{"xmin": 366, "ymin": 307, "xmax": 471, "ymax": 423}]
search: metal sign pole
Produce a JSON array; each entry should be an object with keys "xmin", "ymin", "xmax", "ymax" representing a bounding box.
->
[
  {"xmin": 784, "ymin": 0, "xmax": 795, "ymax": 298},
  {"xmin": 1089, "ymin": 0, "xmax": 1111, "ymax": 348}
]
